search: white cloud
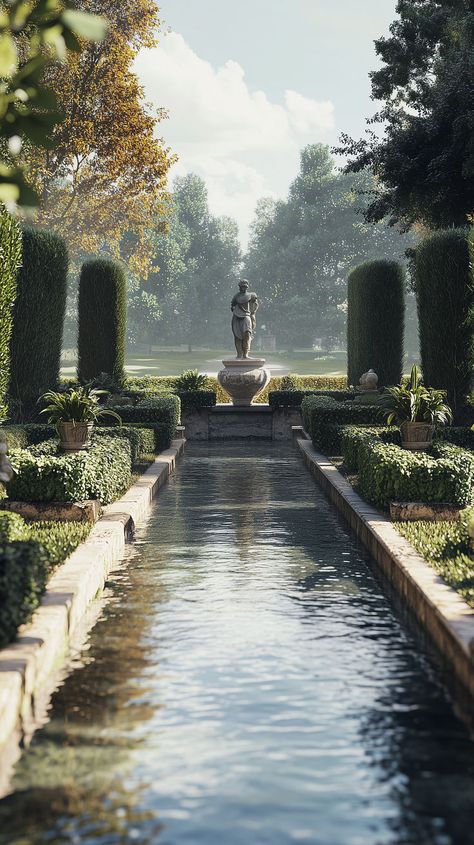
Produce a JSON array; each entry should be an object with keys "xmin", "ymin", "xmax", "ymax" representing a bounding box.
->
[{"xmin": 134, "ymin": 32, "xmax": 335, "ymax": 245}]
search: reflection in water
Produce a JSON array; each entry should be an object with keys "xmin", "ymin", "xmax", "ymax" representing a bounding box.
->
[{"xmin": 0, "ymin": 443, "xmax": 474, "ymax": 845}]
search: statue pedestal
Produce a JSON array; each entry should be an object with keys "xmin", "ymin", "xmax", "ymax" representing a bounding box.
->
[{"xmin": 217, "ymin": 358, "xmax": 270, "ymax": 406}]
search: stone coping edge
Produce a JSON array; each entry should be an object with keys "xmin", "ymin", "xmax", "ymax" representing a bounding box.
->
[
  {"xmin": 0, "ymin": 438, "xmax": 186, "ymax": 766},
  {"xmin": 297, "ymin": 437, "xmax": 474, "ymax": 707}
]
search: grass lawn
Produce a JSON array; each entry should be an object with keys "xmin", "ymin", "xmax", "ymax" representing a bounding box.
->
[{"xmin": 62, "ymin": 349, "xmax": 348, "ymax": 378}]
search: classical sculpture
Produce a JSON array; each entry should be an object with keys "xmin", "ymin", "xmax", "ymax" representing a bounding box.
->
[
  {"xmin": 231, "ymin": 279, "xmax": 259, "ymax": 359},
  {"xmin": 359, "ymin": 369, "xmax": 379, "ymax": 391}
]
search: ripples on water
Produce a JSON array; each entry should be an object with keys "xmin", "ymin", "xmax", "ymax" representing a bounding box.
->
[{"xmin": 0, "ymin": 443, "xmax": 474, "ymax": 845}]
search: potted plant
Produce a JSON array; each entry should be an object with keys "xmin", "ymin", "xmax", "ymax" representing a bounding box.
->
[
  {"xmin": 40, "ymin": 386, "xmax": 122, "ymax": 452},
  {"xmin": 379, "ymin": 365, "xmax": 452, "ymax": 451}
]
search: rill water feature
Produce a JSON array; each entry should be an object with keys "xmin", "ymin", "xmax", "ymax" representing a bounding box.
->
[{"xmin": 0, "ymin": 442, "xmax": 474, "ymax": 845}]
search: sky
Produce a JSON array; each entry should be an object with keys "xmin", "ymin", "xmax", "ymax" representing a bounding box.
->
[{"xmin": 134, "ymin": 0, "xmax": 398, "ymax": 246}]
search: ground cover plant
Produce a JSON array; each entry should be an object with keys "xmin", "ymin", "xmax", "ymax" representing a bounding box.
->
[{"xmin": 396, "ymin": 513, "xmax": 474, "ymax": 608}]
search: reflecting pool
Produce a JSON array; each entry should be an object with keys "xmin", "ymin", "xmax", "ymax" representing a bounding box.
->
[{"xmin": 1, "ymin": 443, "xmax": 474, "ymax": 845}]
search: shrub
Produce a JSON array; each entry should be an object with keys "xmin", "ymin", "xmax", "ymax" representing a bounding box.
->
[
  {"xmin": 124, "ymin": 375, "xmax": 349, "ymax": 404},
  {"xmin": 269, "ymin": 389, "xmax": 355, "ymax": 409},
  {"xmin": 9, "ymin": 228, "xmax": 68, "ymax": 415},
  {"xmin": 0, "ymin": 512, "xmax": 27, "ymax": 542},
  {"xmin": 95, "ymin": 426, "xmax": 155, "ymax": 462},
  {"xmin": 437, "ymin": 426, "xmax": 474, "ymax": 450},
  {"xmin": 28, "ymin": 521, "xmax": 90, "ymax": 569},
  {"xmin": 340, "ymin": 428, "xmax": 474, "ymax": 507},
  {"xmin": 301, "ymin": 396, "xmax": 382, "ymax": 453},
  {"xmin": 177, "ymin": 390, "xmax": 217, "ymax": 411},
  {"xmin": 0, "ymin": 541, "xmax": 49, "ymax": 647},
  {"xmin": 416, "ymin": 229, "xmax": 474, "ymax": 415},
  {"xmin": 0, "ymin": 209, "xmax": 22, "ymax": 420},
  {"xmin": 347, "ymin": 260, "xmax": 405, "ymax": 387},
  {"xmin": 118, "ymin": 395, "xmax": 181, "ymax": 447},
  {"xmin": 7, "ymin": 436, "xmax": 132, "ymax": 504},
  {"xmin": 78, "ymin": 258, "xmax": 127, "ymax": 387},
  {"xmin": 173, "ymin": 370, "xmax": 209, "ymax": 391}
]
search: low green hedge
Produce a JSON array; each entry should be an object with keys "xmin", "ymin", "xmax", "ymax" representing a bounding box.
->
[
  {"xmin": 339, "ymin": 425, "xmax": 400, "ymax": 470},
  {"xmin": 0, "ymin": 511, "xmax": 26, "ymax": 541},
  {"xmin": 437, "ymin": 426, "xmax": 474, "ymax": 450},
  {"xmin": 176, "ymin": 390, "xmax": 217, "ymax": 411},
  {"xmin": 0, "ymin": 541, "xmax": 49, "ymax": 647},
  {"xmin": 301, "ymin": 396, "xmax": 382, "ymax": 453},
  {"xmin": 7, "ymin": 435, "xmax": 132, "ymax": 504},
  {"xmin": 110, "ymin": 395, "xmax": 180, "ymax": 447},
  {"xmin": 340, "ymin": 428, "xmax": 474, "ymax": 507},
  {"xmin": 94, "ymin": 426, "xmax": 156, "ymax": 463},
  {"xmin": 269, "ymin": 389, "xmax": 355, "ymax": 409}
]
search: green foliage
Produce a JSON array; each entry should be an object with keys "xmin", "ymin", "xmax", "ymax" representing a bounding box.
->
[
  {"xmin": 438, "ymin": 427, "xmax": 474, "ymax": 450},
  {"xmin": 0, "ymin": 2, "xmax": 106, "ymax": 206},
  {"xmin": 347, "ymin": 259, "xmax": 405, "ymax": 387},
  {"xmin": 113, "ymin": 395, "xmax": 181, "ymax": 449},
  {"xmin": 301, "ymin": 395, "xmax": 381, "ymax": 453},
  {"xmin": 0, "ymin": 208, "xmax": 21, "ymax": 419},
  {"xmin": 0, "ymin": 541, "xmax": 49, "ymax": 647},
  {"xmin": 416, "ymin": 229, "xmax": 474, "ymax": 414},
  {"xmin": 9, "ymin": 228, "xmax": 68, "ymax": 416},
  {"xmin": 7, "ymin": 436, "xmax": 132, "ymax": 504},
  {"xmin": 40, "ymin": 386, "xmax": 122, "ymax": 425},
  {"xmin": 173, "ymin": 370, "xmax": 209, "ymax": 391},
  {"xmin": 379, "ymin": 364, "xmax": 453, "ymax": 426},
  {"xmin": 176, "ymin": 390, "xmax": 217, "ymax": 411},
  {"xmin": 396, "ymin": 516, "xmax": 474, "ymax": 607},
  {"xmin": 244, "ymin": 144, "xmax": 411, "ymax": 350},
  {"xmin": 269, "ymin": 389, "xmax": 355, "ymax": 409},
  {"xmin": 0, "ymin": 512, "xmax": 27, "ymax": 542},
  {"xmin": 78, "ymin": 259, "xmax": 127, "ymax": 387},
  {"xmin": 336, "ymin": 2, "xmax": 474, "ymax": 229},
  {"xmin": 341, "ymin": 428, "xmax": 474, "ymax": 507},
  {"xmin": 95, "ymin": 426, "xmax": 155, "ymax": 463},
  {"xmin": 26, "ymin": 520, "xmax": 90, "ymax": 570}
]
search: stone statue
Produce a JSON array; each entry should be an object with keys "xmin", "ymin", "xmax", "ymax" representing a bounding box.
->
[
  {"xmin": 231, "ymin": 279, "xmax": 259, "ymax": 359},
  {"xmin": 359, "ymin": 369, "xmax": 379, "ymax": 391}
]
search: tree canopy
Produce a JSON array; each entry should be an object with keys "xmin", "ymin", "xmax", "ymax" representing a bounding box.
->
[
  {"xmin": 22, "ymin": 0, "xmax": 173, "ymax": 275},
  {"xmin": 335, "ymin": 0, "xmax": 474, "ymax": 230},
  {"xmin": 244, "ymin": 144, "xmax": 411, "ymax": 350}
]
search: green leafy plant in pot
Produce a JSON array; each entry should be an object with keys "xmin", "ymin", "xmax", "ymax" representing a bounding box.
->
[
  {"xmin": 40, "ymin": 387, "xmax": 122, "ymax": 452},
  {"xmin": 379, "ymin": 365, "xmax": 452, "ymax": 450}
]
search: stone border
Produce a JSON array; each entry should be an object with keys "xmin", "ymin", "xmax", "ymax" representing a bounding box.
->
[
  {"xmin": 0, "ymin": 439, "xmax": 185, "ymax": 779},
  {"xmin": 297, "ymin": 437, "xmax": 474, "ymax": 707}
]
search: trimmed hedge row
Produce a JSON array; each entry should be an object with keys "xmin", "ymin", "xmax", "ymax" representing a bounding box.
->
[
  {"xmin": 176, "ymin": 390, "xmax": 217, "ymax": 411},
  {"xmin": 0, "ymin": 541, "xmax": 49, "ymax": 647},
  {"xmin": 7, "ymin": 435, "xmax": 132, "ymax": 504},
  {"xmin": 269, "ymin": 389, "xmax": 355, "ymax": 409},
  {"xmin": 124, "ymin": 375, "xmax": 348, "ymax": 405},
  {"xmin": 301, "ymin": 396, "xmax": 381, "ymax": 453},
  {"xmin": 0, "ymin": 511, "xmax": 90, "ymax": 567},
  {"xmin": 340, "ymin": 428, "xmax": 474, "ymax": 507},
  {"xmin": 93, "ymin": 426, "xmax": 155, "ymax": 463},
  {"xmin": 114, "ymin": 395, "xmax": 181, "ymax": 448}
]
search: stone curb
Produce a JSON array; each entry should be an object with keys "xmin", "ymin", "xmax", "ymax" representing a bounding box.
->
[
  {"xmin": 297, "ymin": 438, "xmax": 474, "ymax": 706},
  {"xmin": 0, "ymin": 439, "xmax": 185, "ymax": 765}
]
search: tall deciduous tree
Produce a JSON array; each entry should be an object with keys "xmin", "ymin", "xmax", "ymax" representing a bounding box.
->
[
  {"xmin": 244, "ymin": 144, "xmax": 411, "ymax": 350},
  {"xmin": 335, "ymin": 0, "xmax": 474, "ymax": 230},
  {"xmin": 23, "ymin": 0, "xmax": 173, "ymax": 275}
]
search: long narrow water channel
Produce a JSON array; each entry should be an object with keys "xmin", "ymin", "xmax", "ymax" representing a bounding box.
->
[{"xmin": 1, "ymin": 443, "xmax": 474, "ymax": 845}]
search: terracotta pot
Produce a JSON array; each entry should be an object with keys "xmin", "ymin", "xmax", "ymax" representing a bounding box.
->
[
  {"xmin": 58, "ymin": 421, "xmax": 93, "ymax": 452},
  {"xmin": 400, "ymin": 421, "xmax": 435, "ymax": 451}
]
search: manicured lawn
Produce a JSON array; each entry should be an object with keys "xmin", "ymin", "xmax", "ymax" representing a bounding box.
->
[{"xmin": 62, "ymin": 349, "xmax": 348, "ymax": 378}]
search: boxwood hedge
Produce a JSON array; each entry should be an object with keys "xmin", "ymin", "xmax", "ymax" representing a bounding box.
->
[
  {"xmin": 0, "ymin": 541, "xmax": 49, "ymax": 647},
  {"xmin": 115, "ymin": 395, "xmax": 181, "ymax": 448},
  {"xmin": 269, "ymin": 389, "xmax": 355, "ymax": 409},
  {"xmin": 7, "ymin": 436, "xmax": 132, "ymax": 504},
  {"xmin": 301, "ymin": 396, "xmax": 382, "ymax": 453},
  {"xmin": 340, "ymin": 428, "xmax": 474, "ymax": 507}
]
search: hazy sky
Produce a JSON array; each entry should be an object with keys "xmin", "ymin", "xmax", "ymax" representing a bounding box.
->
[{"xmin": 135, "ymin": 0, "xmax": 398, "ymax": 245}]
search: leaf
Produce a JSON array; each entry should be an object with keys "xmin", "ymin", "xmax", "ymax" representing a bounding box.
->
[
  {"xmin": 61, "ymin": 10, "xmax": 108, "ymax": 42},
  {"xmin": 0, "ymin": 33, "xmax": 17, "ymax": 76}
]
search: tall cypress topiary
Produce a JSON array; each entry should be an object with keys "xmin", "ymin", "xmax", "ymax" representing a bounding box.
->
[
  {"xmin": 416, "ymin": 228, "xmax": 474, "ymax": 414},
  {"xmin": 0, "ymin": 208, "xmax": 22, "ymax": 420},
  {"xmin": 347, "ymin": 259, "xmax": 405, "ymax": 387},
  {"xmin": 78, "ymin": 258, "xmax": 126, "ymax": 386},
  {"xmin": 9, "ymin": 228, "xmax": 68, "ymax": 415}
]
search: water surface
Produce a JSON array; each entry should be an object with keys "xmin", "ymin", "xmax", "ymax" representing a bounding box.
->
[{"xmin": 1, "ymin": 443, "xmax": 473, "ymax": 845}]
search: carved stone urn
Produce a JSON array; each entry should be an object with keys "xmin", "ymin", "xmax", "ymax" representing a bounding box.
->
[{"xmin": 218, "ymin": 358, "xmax": 271, "ymax": 406}]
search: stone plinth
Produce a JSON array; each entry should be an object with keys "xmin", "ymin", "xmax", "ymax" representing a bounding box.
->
[
  {"xmin": 217, "ymin": 358, "xmax": 270, "ymax": 406},
  {"xmin": 209, "ymin": 405, "xmax": 273, "ymax": 439}
]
